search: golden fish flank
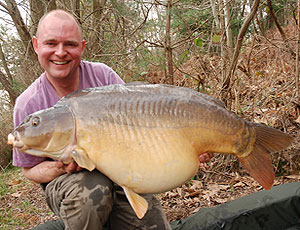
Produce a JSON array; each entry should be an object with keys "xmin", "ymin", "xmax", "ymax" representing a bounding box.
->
[{"xmin": 8, "ymin": 83, "xmax": 293, "ymax": 219}]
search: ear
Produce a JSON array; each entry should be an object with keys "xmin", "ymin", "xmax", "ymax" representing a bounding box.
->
[
  {"xmin": 32, "ymin": 36, "xmax": 39, "ymax": 54},
  {"xmin": 81, "ymin": 40, "xmax": 85, "ymax": 53}
]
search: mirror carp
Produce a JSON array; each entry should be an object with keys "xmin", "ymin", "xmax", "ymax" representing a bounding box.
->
[{"xmin": 8, "ymin": 83, "xmax": 293, "ymax": 219}]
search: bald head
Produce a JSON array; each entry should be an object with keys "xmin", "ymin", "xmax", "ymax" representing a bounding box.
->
[{"xmin": 36, "ymin": 10, "xmax": 82, "ymax": 39}]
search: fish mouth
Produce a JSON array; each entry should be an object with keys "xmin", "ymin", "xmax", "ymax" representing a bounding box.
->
[
  {"xmin": 8, "ymin": 132, "xmax": 69, "ymax": 161},
  {"xmin": 7, "ymin": 133, "xmax": 14, "ymax": 145},
  {"xmin": 7, "ymin": 132, "xmax": 28, "ymax": 151}
]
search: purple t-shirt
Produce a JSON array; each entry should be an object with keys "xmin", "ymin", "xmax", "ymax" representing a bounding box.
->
[{"xmin": 13, "ymin": 61, "xmax": 124, "ymax": 167}]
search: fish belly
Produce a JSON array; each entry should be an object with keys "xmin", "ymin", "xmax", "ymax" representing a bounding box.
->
[{"xmin": 77, "ymin": 123, "xmax": 200, "ymax": 194}]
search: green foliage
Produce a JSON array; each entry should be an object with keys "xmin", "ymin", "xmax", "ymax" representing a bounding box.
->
[
  {"xmin": 212, "ymin": 34, "xmax": 221, "ymax": 43},
  {"xmin": 194, "ymin": 38, "xmax": 203, "ymax": 48}
]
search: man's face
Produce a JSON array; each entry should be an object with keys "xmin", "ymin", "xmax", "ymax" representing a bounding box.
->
[{"xmin": 33, "ymin": 15, "xmax": 85, "ymax": 81}]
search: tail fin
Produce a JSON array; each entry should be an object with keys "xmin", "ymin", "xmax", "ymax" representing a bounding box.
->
[{"xmin": 238, "ymin": 123, "xmax": 293, "ymax": 190}]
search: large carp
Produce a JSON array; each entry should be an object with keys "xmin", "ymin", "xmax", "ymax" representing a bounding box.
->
[{"xmin": 8, "ymin": 83, "xmax": 293, "ymax": 219}]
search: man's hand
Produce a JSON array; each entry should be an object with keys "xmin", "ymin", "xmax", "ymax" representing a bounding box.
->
[
  {"xmin": 22, "ymin": 161, "xmax": 82, "ymax": 184},
  {"xmin": 199, "ymin": 152, "xmax": 213, "ymax": 167},
  {"xmin": 62, "ymin": 161, "xmax": 82, "ymax": 174}
]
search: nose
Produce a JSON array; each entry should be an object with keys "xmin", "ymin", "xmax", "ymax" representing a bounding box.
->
[{"xmin": 55, "ymin": 43, "xmax": 67, "ymax": 57}]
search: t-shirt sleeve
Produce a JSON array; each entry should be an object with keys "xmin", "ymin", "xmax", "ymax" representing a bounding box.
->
[{"xmin": 12, "ymin": 97, "xmax": 46, "ymax": 168}]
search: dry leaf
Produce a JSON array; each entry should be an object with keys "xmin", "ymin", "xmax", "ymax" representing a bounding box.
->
[
  {"xmin": 214, "ymin": 197, "xmax": 228, "ymax": 204},
  {"xmin": 188, "ymin": 190, "xmax": 201, "ymax": 197},
  {"xmin": 233, "ymin": 182, "xmax": 245, "ymax": 188},
  {"xmin": 192, "ymin": 207, "xmax": 201, "ymax": 213},
  {"xmin": 176, "ymin": 188, "xmax": 183, "ymax": 197},
  {"xmin": 7, "ymin": 179, "xmax": 22, "ymax": 186},
  {"xmin": 10, "ymin": 191, "xmax": 22, "ymax": 198},
  {"xmin": 285, "ymin": 175, "xmax": 300, "ymax": 180},
  {"xmin": 295, "ymin": 116, "xmax": 300, "ymax": 124},
  {"xmin": 189, "ymin": 180, "xmax": 203, "ymax": 189}
]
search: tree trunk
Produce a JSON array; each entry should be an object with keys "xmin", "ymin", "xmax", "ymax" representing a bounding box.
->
[
  {"xmin": 296, "ymin": 0, "xmax": 300, "ymax": 98},
  {"xmin": 218, "ymin": 0, "xmax": 227, "ymax": 82},
  {"xmin": 267, "ymin": 0, "xmax": 295, "ymax": 57},
  {"xmin": 221, "ymin": 0, "xmax": 261, "ymax": 104},
  {"xmin": 72, "ymin": 0, "xmax": 81, "ymax": 23},
  {"xmin": 224, "ymin": 0, "xmax": 233, "ymax": 53},
  {"xmin": 29, "ymin": 0, "xmax": 45, "ymax": 36},
  {"xmin": 45, "ymin": 0, "xmax": 57, "ymax": 12},
  {"xmin": 0, "ymin": 42, "xmax": 18, "ymax": 104},
  {"xmin": 210, "ymin": 0, "xmax": 220, "ymax": 29},
  {"xmin": 4, "ymin": 0, "xmax": 36, "ymax": 61},
  {"xmin": 89, "ymin": 0, "xmax": 107, "ymax": 55},
  {"xmin": 165, "ymin": 0, "xmax": 174, "ymax": 85}
]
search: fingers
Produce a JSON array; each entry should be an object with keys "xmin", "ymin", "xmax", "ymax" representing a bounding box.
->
[
  {"xmin": 55, "ymin": 161, "xmax": 65, "ymax": 169},
  {"xmin": 65, "ymin": 162, "xmax": 82, "ymax": 174},
  {"xmin": 198, "ymin": 153, "xmax": 212, "ymax": 163},
  {"xmin": 198, "ymin": 152, "xmax": 214, "ymax": 168}
]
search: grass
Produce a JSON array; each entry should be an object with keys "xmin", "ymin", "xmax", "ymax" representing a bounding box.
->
[{"xmin": 0, "ymin": 163, "xmax": 55, "ymax": 229}]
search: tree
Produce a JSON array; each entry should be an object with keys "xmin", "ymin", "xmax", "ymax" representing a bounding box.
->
[{"xmin": 220, "ymin": 0, "xmax": 261, "ymax": 104}]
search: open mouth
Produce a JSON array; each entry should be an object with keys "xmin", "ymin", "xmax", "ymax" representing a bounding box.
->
[
  {"xmin": 51, "ymin": 60, "xmax": 71, "ymax": 65},
  {"xmin": 7, "ymin": 133, "xmax": 26, "ymax": 150}
]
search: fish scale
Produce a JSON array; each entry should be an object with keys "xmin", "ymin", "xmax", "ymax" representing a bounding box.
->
[{"xmin": 108, "ymin": 97, "xmax": 172, "ymax": 157}]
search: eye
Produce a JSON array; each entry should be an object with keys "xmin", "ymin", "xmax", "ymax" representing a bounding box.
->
[
  {"xmin": 32, "ymin": 117, "xmax": 40, "ymax": 127},
  {"xmin": 46, "ymin": 41, "xmax": 56, "ymax": 46}
]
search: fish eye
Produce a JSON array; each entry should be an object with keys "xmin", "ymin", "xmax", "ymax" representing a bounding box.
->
[{"xmin": 32, "ymin": 117, "xmax": 40, "ymax": 127}]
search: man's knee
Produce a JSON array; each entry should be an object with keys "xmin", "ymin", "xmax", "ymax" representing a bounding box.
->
[
  {"xmin": 109, "ymin": 189, "xmax": 171, "ymax": 230},
  {"xmin": 61, "ymin": 170, "xmax": 114, "ymax": 217},
  {"xmin": 46, "ymin": 170, "xmax": 114, "ymax": 229}
]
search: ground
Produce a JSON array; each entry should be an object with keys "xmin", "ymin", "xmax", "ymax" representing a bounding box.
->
[{"xmin": 1, "ymin": 156, "xmax": 299, "ymax": 229}]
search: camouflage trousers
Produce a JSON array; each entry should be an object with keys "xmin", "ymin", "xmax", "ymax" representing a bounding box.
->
[{"xmin": 44, "ymin": 170, "xmax": 171, "ymax": 230}]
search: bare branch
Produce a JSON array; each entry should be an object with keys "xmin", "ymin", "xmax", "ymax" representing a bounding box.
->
[{"xmin": 220, "ymin": 0, "xmax": 261, "ymax": 103}]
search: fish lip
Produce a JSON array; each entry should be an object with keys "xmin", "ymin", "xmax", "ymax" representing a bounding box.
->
[
  {"xmin": 7, "ymin": 133, "xmax": 15, "ymax": 145},
  {"xmin": 7, "ymin": 132, "xmax": 26, "ymax": 149}
]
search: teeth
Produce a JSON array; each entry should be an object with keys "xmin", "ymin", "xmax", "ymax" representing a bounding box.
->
[{"xmin": 52, "ymin": 61, "xmax": 69, "ymax": 65}]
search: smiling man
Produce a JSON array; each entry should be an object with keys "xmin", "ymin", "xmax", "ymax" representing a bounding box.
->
[{"xmin": 13, "ymin": 10, "xmax": 171, "ymax": 230}]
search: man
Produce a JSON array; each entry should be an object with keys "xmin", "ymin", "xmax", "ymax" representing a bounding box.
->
[{"xmin": 13, "ymin": 9, "xmax": 171, "ymax": 230}]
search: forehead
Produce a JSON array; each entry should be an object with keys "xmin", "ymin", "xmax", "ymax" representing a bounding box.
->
[{"xmin": 38, "ymin": 15, "xmax": 81, "ymax": 41}]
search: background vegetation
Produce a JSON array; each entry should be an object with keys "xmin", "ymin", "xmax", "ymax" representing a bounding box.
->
[{"xmin": 1, "ymin": 0, "xmax": 300, "ymax": 228}]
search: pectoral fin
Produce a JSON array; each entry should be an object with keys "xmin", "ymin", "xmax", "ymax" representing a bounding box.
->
[
  {"xmin": 122, "ymin": 186, "xmax": 148, "ymax": 219},
  {"xmin": 72, "ymin": 147, "xmax": 96, "ymax": 171}
]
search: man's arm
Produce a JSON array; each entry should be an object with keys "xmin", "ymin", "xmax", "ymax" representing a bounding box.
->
[{"xmin": 22, "ymin": 161, "xmax": 82, "ymax": 184}]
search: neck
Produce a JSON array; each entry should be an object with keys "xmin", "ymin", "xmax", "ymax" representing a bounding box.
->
[{"xmin": 46, "ymin": 72, "xmax": 80, "ymax": 98}]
